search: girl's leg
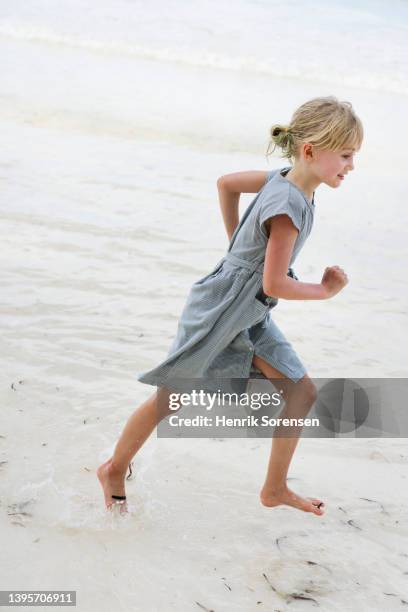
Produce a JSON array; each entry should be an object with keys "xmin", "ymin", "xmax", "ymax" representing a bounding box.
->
[
  {"xmin": 252, "ymin": 354, "xmax": 325, "ymax": 516},
  {"xmin": 97, "ymin": 387, "xmax": 178, "ymax": 510}
]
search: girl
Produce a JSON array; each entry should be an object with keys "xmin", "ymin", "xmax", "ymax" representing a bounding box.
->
[{"xmin": 97, "ymin": 96, "xmax": 363, "ymax": 516}]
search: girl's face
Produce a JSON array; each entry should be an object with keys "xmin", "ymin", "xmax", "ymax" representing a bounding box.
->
[{"xmin": 312, "ymin": 146, "xmax": 358, "ymax": 188}]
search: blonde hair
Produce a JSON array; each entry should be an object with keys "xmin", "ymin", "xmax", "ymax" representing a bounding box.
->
[{"xmin": 266, "ymin": 96, "xmax": 364, "ymax": 163}]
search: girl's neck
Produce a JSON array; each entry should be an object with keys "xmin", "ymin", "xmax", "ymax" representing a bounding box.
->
[{"xmin": 285, "ymin": 164, "xmax": 320, "ymax": 203}]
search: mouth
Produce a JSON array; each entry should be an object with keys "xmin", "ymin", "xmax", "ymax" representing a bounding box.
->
[{"xmin": 337, "ymin": 174, "xmax": 345, "ymax": 180}]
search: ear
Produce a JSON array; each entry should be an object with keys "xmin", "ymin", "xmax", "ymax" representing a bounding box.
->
[{"xmin": 302, "ymin": 142, "xmax": 314, "ymax": 161}]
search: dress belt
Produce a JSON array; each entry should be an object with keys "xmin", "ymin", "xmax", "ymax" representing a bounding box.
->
[
  {"xmin": 223, "ymin": 252, "xmax": 264, "ymax": 275},
  {"xmin": 222, "ymin": 251, "xmax": 298, "ymax": 281}
]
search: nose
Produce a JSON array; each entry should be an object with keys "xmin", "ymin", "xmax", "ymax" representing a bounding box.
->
[{"xmin": 347, "ymin": 157, "xmax": 355, "ymax": 171}]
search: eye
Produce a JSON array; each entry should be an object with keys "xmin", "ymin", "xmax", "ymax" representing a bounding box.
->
[{"xmin": 342, "ymin": 154, "xmax": 351, "ymax": 159}]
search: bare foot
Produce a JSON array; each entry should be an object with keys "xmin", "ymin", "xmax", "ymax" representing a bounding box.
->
[
  {"xmin": 260, "ymin": 485, "xmax": 325, "ymax": 516},
  {"xmin": 97, "ymin": 458, "xmax": 128, "ymax": 514}
]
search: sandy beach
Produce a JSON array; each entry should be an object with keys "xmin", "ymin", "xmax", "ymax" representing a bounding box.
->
[{"xmin": 1, "ymin": 1, "xmax": 408, "ymax": 610}]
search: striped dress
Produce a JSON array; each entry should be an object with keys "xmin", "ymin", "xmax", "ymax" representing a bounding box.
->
[{"xmin": 137, "ymin": 166, "xmax": 315, "ymax": 394}]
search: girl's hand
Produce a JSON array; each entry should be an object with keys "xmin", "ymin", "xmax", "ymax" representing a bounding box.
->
[{"xmin": 321, "ymin": 266, "xmax": 349, "ymax": 298}]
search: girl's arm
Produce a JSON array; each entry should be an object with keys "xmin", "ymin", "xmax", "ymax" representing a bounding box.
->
[
  {"xmin": 217, "ymin": 171, "xmax": 269, "ymax": 241},
  {"xmin": 263, "ymin": 215, "xmax": 329, "ymax": 300}
]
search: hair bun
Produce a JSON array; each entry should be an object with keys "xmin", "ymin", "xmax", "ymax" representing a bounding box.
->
[{"xmin": 272, "ymin": 125, "xmax": 290, "ymax": 137}]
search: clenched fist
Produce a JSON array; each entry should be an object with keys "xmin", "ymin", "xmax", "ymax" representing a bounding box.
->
[{"xmin": 321, "ymin": 265, "xmax": 349, "ymax": 298}]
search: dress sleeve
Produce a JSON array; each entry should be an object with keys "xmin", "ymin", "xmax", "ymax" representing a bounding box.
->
[{"xmin": 258, "ymin": 185, "xmax": 304, "ymax": 236}]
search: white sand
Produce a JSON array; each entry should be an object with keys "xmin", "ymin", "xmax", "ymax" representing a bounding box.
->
[
  {"xmin": 1, "ymin": 1, "xmax": 408, "ymax": 609},
  {"xmin": 1, "ymin": 117, "xmax": 407, "ymax": 611}
]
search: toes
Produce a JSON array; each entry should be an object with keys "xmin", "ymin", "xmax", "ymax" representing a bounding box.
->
[
  {"xmin": 312, "ymin": 506, "xmax": 324, "ymax": 516},
  {"xmin": 107, "ymin": 500, "xmax": 128, "ymax": 514},
  {"xmin": 307, "ymin": 498, "xmax": 325, "ymax": 515},
  {"xmin": 308, "ymin": 497, "xmax": 325, "ymax": 508}
]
